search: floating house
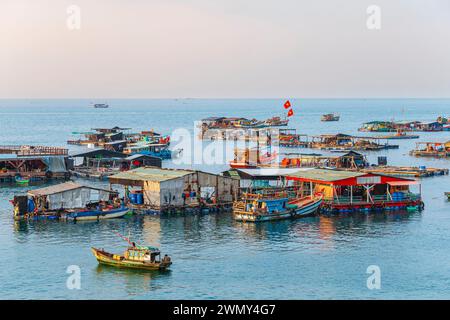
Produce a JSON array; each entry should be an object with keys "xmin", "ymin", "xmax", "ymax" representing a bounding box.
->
[
  {"xmin": 0, "ymin": 145, "xmax": 69, "ymax": 184},
  {"xmin": 278, "ymin": 129, "xmax": 309, "ymax": 147},
  {"xmin": 359, "ymin": 120, "xmax": 443, "ymax": 132},
  {"xmin": 199, "ymin": 116, "xmax": 289, "ymax": 140},
  {"xmin": 415, "ymin": 121, "xmax": 443, "ymax": 132},
  {"xmin": 69, "ymin": 149, "xmax": 161, "ymax": 179},
  {"xmin": 222, "ymin": 167, "xmax": 309, "ymax": 190},
  {"xmin": 68, "ymin": 127, "xmax": 130, "ymax": 147},
  {"xmin": 284, "ymin": 169, "xmax": 423, "ymax": 213},
  {"xmin": 108, "ymin": 167, "xmax": 240, "ymax": 214},
  {"xmin": 308, "ymin": 134, "xmax": 397, "ymax": 151},
  {"xmin": 12, "ymin": 181, "xmax": 125, "ymax": 221}
]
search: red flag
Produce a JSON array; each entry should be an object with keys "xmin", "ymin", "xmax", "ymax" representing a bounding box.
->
[
  {"xmin": 287, "ymin": 109, "xmax": 294, "ymax": 117},
  {"xmin": 284, "ymin": 100, "xmax": 291, "ymax": 109}
]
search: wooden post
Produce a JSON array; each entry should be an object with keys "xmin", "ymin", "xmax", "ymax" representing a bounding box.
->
[{"xmin": 350, "ymin": 185, "xmax": 353, "ymax": 204}]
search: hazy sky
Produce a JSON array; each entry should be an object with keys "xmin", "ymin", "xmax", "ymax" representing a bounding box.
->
[{"xmin": 1, "ymin": 0, "xmax": 449, "ymax": 98}]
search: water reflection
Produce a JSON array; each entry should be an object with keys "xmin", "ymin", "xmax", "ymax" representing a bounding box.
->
[{"xmin": 95, "ymin": 264, "xmax": 171, "ymax": 296}]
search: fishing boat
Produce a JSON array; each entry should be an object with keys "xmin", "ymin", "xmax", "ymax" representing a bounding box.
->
[
  {"xmin": 321, "ymin": 113, "xmax": 340, "ymax": 121},
  {"xmin": 91, "ymin": 245, "xmax": 172, "ymax": 271},
  {"xmin": 410, "ymin": 141, "xmax": 450, "ymax": 157},
  {"xmin": 445, "ymin": 192, "xmax": 450, "ymax": 200},
  {"xmin": 262, "ymin": 116, "xmax": 289, "ymax": 127},
  {"xmin": 93, "ymin": 103, "xmax": 109, "ymax": 108},
  {"xmin": 233, "ymin": 191, "xmax": 322, "ymax": 222},
  {"xmin": 123, "ymin": 142, "xmax": 173, "ymax": 159},
  {"xmin": 15, "ymin": 176, "xmax": 29, "ymax": 185},
  {"xmin": 229, "ymin": 148, "xmax": 278, "ymax": 169}
]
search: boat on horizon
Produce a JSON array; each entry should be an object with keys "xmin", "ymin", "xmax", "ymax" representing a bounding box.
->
[
  {"xmin": 93, "ymin": 103, "xmax": 109, "ymax": 108},
  {"xmin": 321, "ymin": 113, "xmax": 340, "ymax": 121}
]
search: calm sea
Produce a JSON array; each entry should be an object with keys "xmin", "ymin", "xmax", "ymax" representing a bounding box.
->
[{"xmin": 0, "ymin": 99, "xmax": 449, "ymax": 299}]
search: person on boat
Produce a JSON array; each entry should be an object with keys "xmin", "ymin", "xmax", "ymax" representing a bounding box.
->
[{"xmin": 162, "ymin": 254, "xmax": 171, "ymax": 264}]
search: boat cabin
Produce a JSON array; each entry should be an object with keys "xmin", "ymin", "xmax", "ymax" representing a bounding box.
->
[{"xmin": 125, "ymin": 246, "xmax": 161, "ymax": 263}]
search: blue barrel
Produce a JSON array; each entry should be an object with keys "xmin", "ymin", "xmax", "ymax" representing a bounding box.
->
[
  {"xmin": 28, "ymin": 199, "xmax": 35, "ymax": 212},
  {"xmin": 129, "ymin": 193, "xmax": 137, "ymax": 204},
  {"xmin": 136, "ymin": 193, "xmax": 144, "ymax": 204},
  {"xmin": 419, "ymin": 165, "xmax": 426, "ymax": 171}
]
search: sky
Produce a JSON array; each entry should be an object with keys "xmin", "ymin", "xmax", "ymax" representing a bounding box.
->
[{"xmin": 1, "ymin": 0, "xmax": 449, "ymax": 98}]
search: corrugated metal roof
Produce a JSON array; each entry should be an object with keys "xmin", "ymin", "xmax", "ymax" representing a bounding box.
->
[
  {"xmin": 238, "ymin": 168, "xmax": 313, "ymax": 177},
  {"xmin": 28, "ymin": 182, "xmax": 83, "ymax": 196},
  {"xmin": 109, "ymin": 167, "xmax": 194, "ymax": 182},
  {"xmin": 125, "ymin": 154, "xmax": 161, "ymax": 161},
  {"xmin": 28, "ymin": 181, "xmax": 117, "ymax": 196},
  {"xmin": 286, "ymin": 169, "xmax": 366, "ymax": 182}
]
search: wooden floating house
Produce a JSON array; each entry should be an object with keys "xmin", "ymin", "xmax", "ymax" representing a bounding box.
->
[
  {"xmin": 278, "ymin": 129, "xmax": 309, "ymax": 147},
  {"xmin": 108, "ymin": 167, "xmax": 239, "ymax": 214},
  {"xmin": 0, "ymin": 145, "xmax": 70, "ymax": 184},
  {"xmin": 222, "ymin": 167, "xmax": 310, "ymax": 191},
  {"xmin": 308, "ymin": 134, "xmax": 398, "ymax": 151},
  {"xmin": 284, "ymin": 169, "xmax": 423, "ymax": 214},
  {"xmin": 359, "ymin": 120, "xmax": 444, "ymax": 132},
  {"xmin": 199, "ymin": 116, "xmax": 288, "ymax": 140},
  {"xmin": 69, "ymin": 149, "xmax": 162, "ymax": 180},
  {"xmin": 410, "ymin": 141, "xmax": 450, "ymax": 157},
  {"xmin": 12, "ymin": 181, "xmax": 124, "ymax": 221},
  {"xmin": 68, "ymin": 127, "xmax": 130, "ymax": 148}
]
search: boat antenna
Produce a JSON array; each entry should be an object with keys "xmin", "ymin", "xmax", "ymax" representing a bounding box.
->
[{"xmin": 114, "ymin": 231, "xmax": 134, "ymax": 246}]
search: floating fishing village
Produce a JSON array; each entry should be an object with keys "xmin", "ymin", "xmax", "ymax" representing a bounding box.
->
[{"xmin": 2, "ymin": 101, "xmax": 449, "ymax": 274}]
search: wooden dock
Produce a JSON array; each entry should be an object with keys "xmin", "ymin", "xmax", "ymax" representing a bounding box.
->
[
  {"xmin": 0, "ymin": 145, "xmax": 68, "ymax": 156},
  {"xmin": 360, "ymin": 166, "xmax": 449, "ymax": 178}
]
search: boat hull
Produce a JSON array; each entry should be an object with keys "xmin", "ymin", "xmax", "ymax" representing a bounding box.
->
[
  {"xmin": 67, "ymin": 207, "xmax": 130, "ymax": 221},
  {"xmin": 234, "ymin": 196, "xmax": 323, "ymax": 222},
  {"xmin": 234, "ymin": 211, "xmax": 292, "ymax": 222},
  {"xmin": 91, "ymin": 248, "xmax": 171, "ymax": 271},
  {"xmin": 292, "ymin": 197, "xmax": 322, "ymax": 217}
]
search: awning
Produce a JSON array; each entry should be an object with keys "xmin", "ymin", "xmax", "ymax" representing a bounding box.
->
[{"xmin": 387, "ymin": 180, "xmax": 419, "ymax": 186}]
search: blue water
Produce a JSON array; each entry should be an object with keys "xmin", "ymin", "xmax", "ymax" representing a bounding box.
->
[{"xmin": 0, "ymin": 99, "xmax": 449, "ymax": 299}]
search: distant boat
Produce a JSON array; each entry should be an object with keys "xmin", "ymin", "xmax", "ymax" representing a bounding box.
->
[
  {"xmin": 321, "ymin": 114, "xmax": 340, "ymax": 121},
  {"xmin": 93, "ymin": 103, "xmax": 109, "ymax": 108}
]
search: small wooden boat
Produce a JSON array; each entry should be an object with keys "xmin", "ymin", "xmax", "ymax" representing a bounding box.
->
[
  {"xmin": 66, "ymin": 206, "xmax": 130, "ymax": 221},
  {"xmin": 15, "ymin": 176, "xmax": 29, "ymax": 185},
  {"xmin": 321, "ymin": 114, "xmax": 340, "ymax": 121},
  {"xmin": 91, "ymin": 245, "xmax": 172, "ymax": 271},
  {"xmin": 445, "ymin": 192, "xmax": 450, "ymax": 200},
  {"xmin": 233, "ymin": 192, "xmax": 322, "ymax": 222}
]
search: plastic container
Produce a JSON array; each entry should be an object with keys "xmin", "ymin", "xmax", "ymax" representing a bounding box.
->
[
  {"xmin": 136, "ymin": 193, "xmax": 144, "ymax": 205},
  {"xmin": 129, "ymin": 193, "xmax": 137, "ymax": 204}
]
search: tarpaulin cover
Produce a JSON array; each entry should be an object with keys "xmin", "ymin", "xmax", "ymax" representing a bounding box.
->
[{"xmin": 42, "ymin": 156, "xmax": 67, "ymax": 173}]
